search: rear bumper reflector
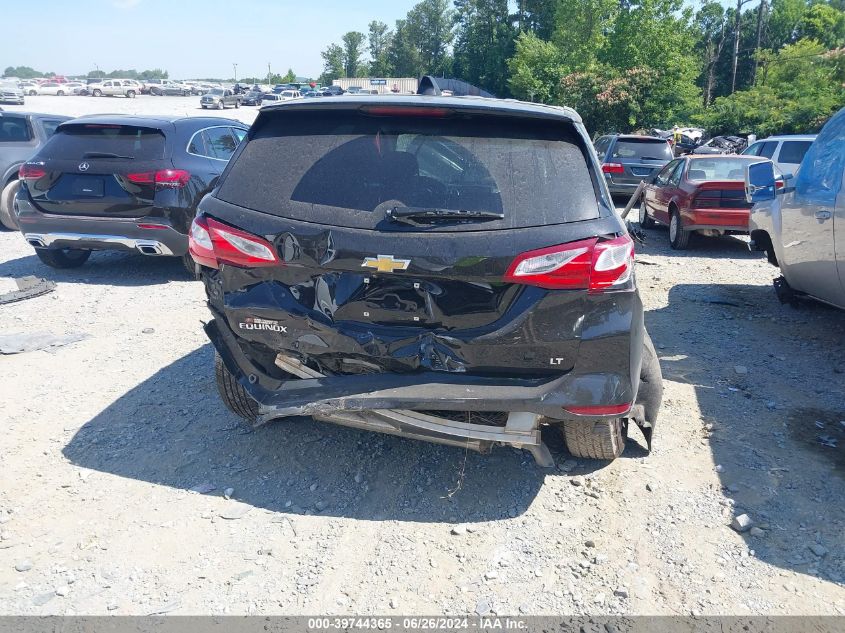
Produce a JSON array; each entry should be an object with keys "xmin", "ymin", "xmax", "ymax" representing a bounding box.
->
[{"xmin": 562, "ymin": 403, "xmax": 633, "ymax": 416}]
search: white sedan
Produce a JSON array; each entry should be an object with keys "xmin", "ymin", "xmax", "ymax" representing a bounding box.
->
[{"xmin": 36, "ymin": 82, "xmax": 71, "ymax": 96}]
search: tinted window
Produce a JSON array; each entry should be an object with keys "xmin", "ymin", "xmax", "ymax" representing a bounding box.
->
[
  {"xmin": 778, "ymin": 140, "xmax": 812, "ymax": 165},
  {"xmin": 218, "ymin": 110, "xmax": 599, "ymax": 231},
  {"xmin": 204, "ymin": 127, "xmax": 239, "ymax": 160},
  {"xmin": 759, "ymin": 141, "xmax": 777, "ymax": 159},
  {"xmin": 40, "ymin": 119, "xmax": 64, "ymax": 138},
  {"xmin": 233, "ymin": 127, "xmax": 247, "ymax": 142},
  {"xmin": 611, "ymin": 139, "xmax": 672, "ymax": 161},
  {"xmin": 209, "ymin": 89, "xmax": 224, "ymax": 96},
  {"xmin": 688, "ymin": 158, "xmax": 757, "ymax": 180},
  {"xmin": 593, "ymin": 136, "xmax": 610, "ymax": 159},
  {"xmin": 188, "ymin": 130, "xmax": 208, "ymax": 155},
  {"xmin": 0, "ymin": 117, "xmax": 33, "ymax": 142},
  {"xmin": 42, "ymin": 124, "xmax": 166, "ymax": 160}
]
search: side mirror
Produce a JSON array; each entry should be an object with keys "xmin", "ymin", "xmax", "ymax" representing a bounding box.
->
[{"xmin": 745, "ymin": 161, "xmax": 776, "ymax": 203}]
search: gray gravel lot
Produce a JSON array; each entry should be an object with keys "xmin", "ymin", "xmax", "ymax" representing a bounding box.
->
[{"xmin": 0, "ymin": 95, "xmax": 844, "ymax": 616}]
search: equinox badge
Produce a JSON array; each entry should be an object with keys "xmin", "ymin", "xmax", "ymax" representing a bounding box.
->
[{"xmin": 362, "ymin": 254, "xmax": 411, "ymax": 273}]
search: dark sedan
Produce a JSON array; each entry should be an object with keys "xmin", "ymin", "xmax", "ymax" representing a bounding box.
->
[
  {"xmin": 240, "ymin": 90, "xmax": 265, "ymax": 106},
  {"xmin": 593, "ymin": 134, "xmax": 674, "ymax": 198},
  {"xmin": 14, "ymin": 115, "xmax": 248, "ymax": 272}
]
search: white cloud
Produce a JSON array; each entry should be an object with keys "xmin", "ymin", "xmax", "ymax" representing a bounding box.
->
[{"xmin": 112, "ymin": 0, "xmax": 142, "ymax": 9}]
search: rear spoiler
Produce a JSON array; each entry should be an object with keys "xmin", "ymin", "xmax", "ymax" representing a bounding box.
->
[{"xmin": 417, "ymin": 76, "xmax": 496, "ymax": 98}]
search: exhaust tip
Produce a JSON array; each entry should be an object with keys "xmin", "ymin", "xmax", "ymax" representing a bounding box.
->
[
  {"xmin": 135, "ymin": 240, "xmax": 167, "ymax": 256},
  {"xmin": 27, "ymin": 238, "xmax": 46, "ymax": 248}
]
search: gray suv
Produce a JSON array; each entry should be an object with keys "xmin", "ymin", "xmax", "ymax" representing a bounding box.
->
[
  {"xmin": 593, "ymin": 134, "xmax": 674, "ymax": 197},
  {"xmin": 0, "ymin": 112, "xmax": 70, "ymax": 229}
]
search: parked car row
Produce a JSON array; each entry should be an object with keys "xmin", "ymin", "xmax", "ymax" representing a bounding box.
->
[
  {"xmin": 594, "ymin": 123, "xmax": 842, "ymax": 311},
  {"xmin": 0, "ymin": 77, "xmax": 227, "ymax": 100}
]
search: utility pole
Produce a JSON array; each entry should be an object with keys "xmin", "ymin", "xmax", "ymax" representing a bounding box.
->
[
  {"xmin": 233, "ymin": 63, "xmax": 238, "ymax": 82},
  {"xmin": 267, "ymin": 63, "xmax": 271, "ymax": 87},
  {"xmin": 752, "ymin": 0, "xmax": 766, "ymax": 84},
  {"xmin": 730, "ymin": 0, "xmax": 753, "ymax": 94}
]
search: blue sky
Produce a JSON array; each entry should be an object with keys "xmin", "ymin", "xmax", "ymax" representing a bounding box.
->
[{"xmin": 1, "ymin": 0, "xmax": 420, "ymax": 79}]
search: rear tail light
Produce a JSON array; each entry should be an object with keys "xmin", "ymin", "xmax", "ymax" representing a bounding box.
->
[
  {"xmin": 188, "ymin": 215, "xmax": 279, "ymax": 269},
  {"xmin": 126, "ymin": 169, "xmax": 190, "ymax": 189},
  {"xmin": 504, "ymin": 234, "xmax": 634, "ymax": 292},
  {"xmin": 601, "ymin": 163, "xmax": 624, "ymax": 174},
  {"xmin": 19, "ymin": 163, "xmax": 46, "ymax": 182}
]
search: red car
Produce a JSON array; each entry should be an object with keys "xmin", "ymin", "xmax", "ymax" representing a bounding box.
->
[{"xmin": 638, "ymin": 155, "xmax": 775, "ymax": 250}]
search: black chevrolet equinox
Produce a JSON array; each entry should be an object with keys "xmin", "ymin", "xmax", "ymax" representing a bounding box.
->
[{"xmin": 192, "ymin": 96, "xmax": 663, "ymax": 464}]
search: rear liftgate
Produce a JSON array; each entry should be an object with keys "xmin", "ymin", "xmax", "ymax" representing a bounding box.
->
[{"xmin": 268, "ymin": 354, "xmax": 556, "ymax": 467}]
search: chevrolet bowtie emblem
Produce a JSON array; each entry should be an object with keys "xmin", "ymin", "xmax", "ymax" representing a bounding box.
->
[{"xmin": 362, "ymin": 254, "xmax": 411, "ymax": 273}]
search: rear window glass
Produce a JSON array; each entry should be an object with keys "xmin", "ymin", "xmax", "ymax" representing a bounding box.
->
[
  {"xmin": 778, "ymin": 140, "xmax": 812, "ymax": 165},
  {"xmin": 0, "ymin": 117, "xmax": 32, "ymax": 142},
  {"xmin": 687, "ymin": 158, "xmax": 756, "ymax": 180},
  {"xmin": 217, "ymin": 110, "xmax": 599, "ymax": 231},
  {"xmin": 611, "ymin": 139, "xmax": 672, "ymax": 160},
  {"xmin": 42, "ymin": 124, "xmax": 166, "ymax": 160}
]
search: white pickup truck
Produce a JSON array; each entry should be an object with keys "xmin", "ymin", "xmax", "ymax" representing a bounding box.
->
[
  {"xmin": 745, "ymin": 108, "xmax": 845, "ymax": 310},
  {"xmin": 87, "ymin": 80, "xmax": 139, "ymax": 98}
]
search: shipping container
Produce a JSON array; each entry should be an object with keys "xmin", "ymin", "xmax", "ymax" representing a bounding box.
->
[{"xmin": 332, "ymin": 77, "xmax": 418, "ymax": 95}]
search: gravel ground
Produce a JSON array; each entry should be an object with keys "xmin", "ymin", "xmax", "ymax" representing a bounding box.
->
[{"xmin": 0, "ymin": 95, "xmax": 844, "ymax": 616}]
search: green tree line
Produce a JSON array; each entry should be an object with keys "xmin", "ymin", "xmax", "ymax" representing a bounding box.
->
[
  {"xmin": 3, "ymin": 66, "xmax": 171, "ymax": 80},
  {"xmin": 318, "ymin": 0, "xmax": 845, "ymax": 135}
]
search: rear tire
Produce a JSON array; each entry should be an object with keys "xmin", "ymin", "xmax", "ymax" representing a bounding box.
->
[
  {"xmin": 669, "ymin": 208, "xmax": 690, "ymax": 250},
  {"xmin": 561, "ymin": 418, "xmax": 626, "ymax": 461},
  {"xmin": 57, "ymin": 90, "xmax": 65, "ymax": 96},
  {"xmin": 0, "ymin": 180, "xmax": 21, "ymax": 230},
  {"xmin": 35, "ymin": 248, "xmax": 91, "ymax": 269},
  {"xmin": 182, "ymin": 253, "xmax": 198, "ymax": 278},
  {"xmin": 214, "ymin": 353, "xmax": 259, "ymax": 423},
  {"xmin": 638, "ymin": 199, "xmax": 655, "ymax": 228},
  {"xmin": 127, "ymin": 90, "xmax": 136, "ymax": 98}
]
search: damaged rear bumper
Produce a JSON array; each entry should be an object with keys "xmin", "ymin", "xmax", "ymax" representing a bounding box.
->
[
  {"xmin": 205, "ymin": 316, "xmax": 637, "ymax": 422},
  {"xmin": 204, "ymin": 313, "xmax": 658, "ymax": 463}
]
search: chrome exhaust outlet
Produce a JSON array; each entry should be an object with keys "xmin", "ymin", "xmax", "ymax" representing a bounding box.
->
[
  {"xmin": 135, "ymin": 240, "xmax": 172, "ymax": 256},
  {"xmin": 26, "ymin": 235, "xmax": 47, "ymax": 248}
]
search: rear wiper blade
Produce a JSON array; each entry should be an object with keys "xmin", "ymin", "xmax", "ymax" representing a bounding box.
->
[
  {"xmin": 81, "ymin": 151, "xmax": 135, "ymax": 159},
  {"xmin": 639, "ymin": 156, "xmax": 667, "ymax": 161},
  {"xmin": 387, "ymin": 206, "xmax": 504, "ymax": 224}
]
